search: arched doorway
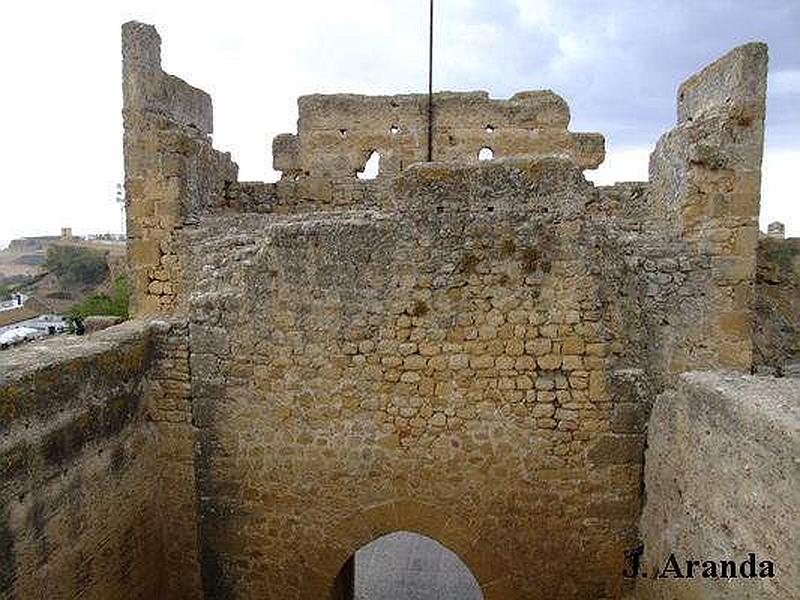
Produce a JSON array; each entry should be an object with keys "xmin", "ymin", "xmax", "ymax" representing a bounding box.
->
[{"xmin": 332, "ymin": 531, "xmax": 483, "ymax": 600}]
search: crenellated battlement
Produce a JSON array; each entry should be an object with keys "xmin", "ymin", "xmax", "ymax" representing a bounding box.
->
[
  {"xmin": 121, "ymin": 20, "xmax": 611, "ymax": 318},
  {"xmin": 272, "ymin": 89, "xmax": 604, "ymax": 183}
]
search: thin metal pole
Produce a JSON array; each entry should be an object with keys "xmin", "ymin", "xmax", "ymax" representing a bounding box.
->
[{"xmin": 427, "ymin": 0, "xmax": 434, "ymax": 162}]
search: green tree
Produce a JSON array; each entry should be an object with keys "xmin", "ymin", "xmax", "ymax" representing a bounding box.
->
[
  {"xmin": 46, "ymin": 245, "xmax": 109, "ymax": 286},
  {"xmin": 68, "ymin": 274, "xmax": 131, "ymax": 320}
]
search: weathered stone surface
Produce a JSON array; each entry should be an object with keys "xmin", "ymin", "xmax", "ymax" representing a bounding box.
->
[
  {"xmin": 118, "ymin": 25, "xmax": 785, "ymax": 599},
  {"xmin": 587, "ymin": 434, "xmax": 645, "ymax": 465},
  {"xmin": 83, "ymin": 315, "xmax": 124, "ymax": 333},
  {"xmin": 767, "ymin": 221, "xmax": 785, "ymax": 239},
  {"xmin": 273, "ymin": 90, "xmax": 605, "ymax": 185},
  {"xmin": 123, "ymin": 22, "xmax": 238, "ymax": 316},
  {"xmin": 182, "ymin": 155, "xmax": 639, "ymax": 597},
  {"xmin": 122, "ymin": 21, "xmax": 213, "ymax": 135},
  {"xmin": 596, "ymin": 42, "xmax": 769, "ymax": 380},
  {"xmin": 0, "ymin": 320, "xmax": 201, "ymax": 599},
  {"xmin": 677, "ymin": 42, "xmax": 768, "ymax": 125},
  {"xmin": 639, "ymin": 372, "xmax": 800, "ymax": 599}
]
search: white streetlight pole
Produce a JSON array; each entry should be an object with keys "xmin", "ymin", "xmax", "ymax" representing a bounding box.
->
[{"xmin": 115, "ymin": 183, "xmax": 125, "ymax": 238}]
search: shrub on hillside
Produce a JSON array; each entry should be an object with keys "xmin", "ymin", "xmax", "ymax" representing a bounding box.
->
[
  {"xmin": 46, "ymin": 245, "xmax": 109, "ymax": 286},
  {"xmin": 68, "ymin": 274, "xmax": 131, "ymax": 321}
]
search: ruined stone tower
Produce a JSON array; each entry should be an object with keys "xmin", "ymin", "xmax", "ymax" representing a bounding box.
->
[{"xmin": 0, "ymin": 22, "xmax": 797, "ymax": 600}]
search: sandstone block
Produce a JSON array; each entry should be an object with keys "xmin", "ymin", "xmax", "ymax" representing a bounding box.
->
[{"xmin": 538, "ymin": 354, "xmax": 562, "ymax": 370}]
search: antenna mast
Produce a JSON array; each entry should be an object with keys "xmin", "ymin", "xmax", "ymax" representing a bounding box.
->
[{"xmin": 427, "ymin": 0, "xmax": 434, "ymax": 162}]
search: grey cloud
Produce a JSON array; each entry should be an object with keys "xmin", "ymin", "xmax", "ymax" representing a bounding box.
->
[
  {"xmin": 464, "ymin": 0, "xmax": 799, "ymax": 148},
  {"xmin": 288, "ymin": 1, "xmax": 798, "ymax": 150}
]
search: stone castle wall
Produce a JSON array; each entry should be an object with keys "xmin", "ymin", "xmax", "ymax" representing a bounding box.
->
[
  {"xmin": 271, "ymin": 90, "xmax": 603, "ymax": 201},
  {"xmin": 116, "ymin": 21, "xmax": 780, "ymax": 599},
  {"xmin": 1, "ymin": 20, "xmax": 792, "ymax": 600},
  {"xmin": 0, "ymin": 321, "xmax": 202, "ymax": 600},
  {"xmin": 594, "ymin": 43, "xmax": 768, "ymax": 380},
  {"xmin": 182, "ymin": 158, "xmax": 648, "ymax": 598},
  {"xmin": 122, "ymin": 22, "xmax": 238, "ymax": 316},
  {"xmin": 754, "ymin": 236, "xmax": 800, "ymax": 373},
  {"xmin": 1, "ymin": 323, "xmax": 161, "ymax": 599}
]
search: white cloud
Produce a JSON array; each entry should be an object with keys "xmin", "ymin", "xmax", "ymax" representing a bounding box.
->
[
  {"xmin": 511, "ymin": 0, "xmax": 554, "ymax": 28},
  {"xmin": 769, "ymin": 69, "xmax": 800, "ymax": 95},
  {"xmin": 585, "ymin": 145, "xmax": 651, "ymax": 186},
  {"xmin": 556, "ymin": 33, "xmax": 592, "ymax": 65},
  {"xmin": 761, "ymin": 149, "xmax": 800, "ymax": 236}
]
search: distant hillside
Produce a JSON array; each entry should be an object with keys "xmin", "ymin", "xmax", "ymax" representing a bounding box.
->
[{"xmin": 0, "ymin": 237, "xmax": 127, "ymax": 315}]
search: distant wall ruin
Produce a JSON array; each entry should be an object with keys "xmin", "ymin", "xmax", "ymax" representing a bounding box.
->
[{"xmin": 273, "ymin": 90, "xmax": 604, "ymax": 180}]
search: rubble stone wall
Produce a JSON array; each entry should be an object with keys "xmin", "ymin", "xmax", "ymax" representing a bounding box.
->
[
  {"xmin": 754, "ymin": 236, "xmax": 800, "ymax": 373},
  {"xmin": 121, "ymin": 22, "xmax": 609, "ymax": 317},
  {"xmin": 270, "ymin": 91, "xmax": 604, "ymax": 206},
  {"xmin": 183, "ymin": 159, "xmax": 648, "ymax": 599},
  {"xmin": 146, "ymin": 321, "xmax": 203, "ymax": 599},
  {"xmin": 596, "ymin": 43, "xmax": 768, "ymax": 379},
  {"xmin": 0, "ymin": 321, "xmax": 201, "ymax": 600},
  {"xmin": 646, "ymin": 43, "xmax": 767, "ymax": 373},
  {"xmin": 0, "ymin": 323, "xmax": 159, "ymax": 599},
  {"xmin": 122, "ymin": 22, "xmax": 238, "ymax": 317},
  {"xmin": 0, "ymin": 18, "xmax": 788, "ymax": 600},
  {"xmin": 51, "ymin": 21, "xmax": 787, "ymax": 600}
]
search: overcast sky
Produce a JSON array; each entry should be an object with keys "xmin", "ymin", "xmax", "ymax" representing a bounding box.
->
[{"xmin": 1, "ymin": 0, "xmax": 797, "ymax": 245}]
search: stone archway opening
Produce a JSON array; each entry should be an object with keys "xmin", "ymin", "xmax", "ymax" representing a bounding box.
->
[
  {"xmin": 331, "ymin": 531, "xmax": 483, "ymax": 600},
  {"xmin": 478, "ymin": 147, "xmax": 494, "ymax": 160},
  {"xmin": 357, "ymin": 150, "xmax": 381, "ymax": 180}
]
